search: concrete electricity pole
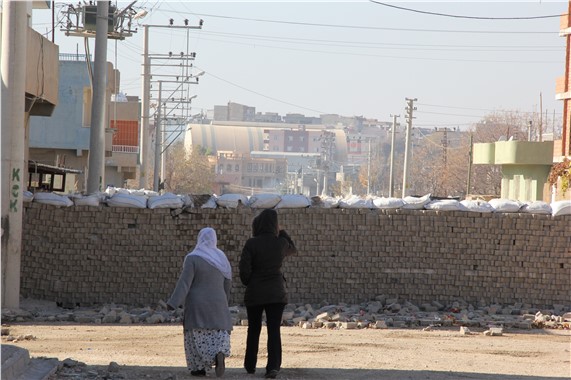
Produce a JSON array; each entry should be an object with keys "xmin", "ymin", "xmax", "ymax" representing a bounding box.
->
[
  {"xmin": 139, "ymin": 24, "xmax": 151, "ymax": 189},
  {"xmin": 388, "ymin": 114, "xmax": 399, "ymax": 197},
  {"xmin": 86, "ymin": 1, "xmax": 109, "ymax": 194},
  {"xmin": 1, "ymin": 0, "xmax": 28, "ymax": 309},
  {"xmin": 140, "ymin": 21, "xmax": 203, "ymax": 191},
  {"xmin": 402, "ymin": 98, "xmax": 417, "ymax": 198}
]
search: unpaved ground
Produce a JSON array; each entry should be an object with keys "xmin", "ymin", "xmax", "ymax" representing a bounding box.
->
[{"xmin": 2, "ymin": 323, "xmax": 570, "ymax": 380}]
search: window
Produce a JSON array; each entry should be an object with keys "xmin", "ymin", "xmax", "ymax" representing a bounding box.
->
[
  {"xmin": 300, "ymin": 136, "xmax": 305, "ymax": 142},
  {"xmin": 82, "ymin": 87, "xmax": 92, "ymax": 127},
  {"xmin": 253, "ymin": 163, "xmax": 258, "ymax": 172},
  {"xmin": 247, "ymin": 163, "xmax": 252, "ymax": 172},
  {"xmin": 288, "ymin": 136, "xmax": 293, "ymax": 141},
  {"xmin": 287, "ymin": 146, "xmax": 292, "ymax": 151},
  {"xmin": 226, "ymin": 164, "xmax": 232, "ymax": 172},
  {"xmin": 235, "ymin": 164, "xmax": 240, "ymax": 172}
]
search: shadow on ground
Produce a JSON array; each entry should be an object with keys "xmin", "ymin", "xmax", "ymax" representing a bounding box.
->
[{"xmin": 53, "ymin": 365, "xmax": 570, "ymax": 380}]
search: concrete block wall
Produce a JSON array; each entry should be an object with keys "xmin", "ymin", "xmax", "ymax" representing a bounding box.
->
[{"xmin": 20, "ymin": 203, "xmax": 571, "ymax": 308}]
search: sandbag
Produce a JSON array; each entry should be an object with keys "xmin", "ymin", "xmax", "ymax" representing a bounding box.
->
[
  {"xmin": 488, "ymin": 198, "xmax": 522, "ymax": 213},
  {"xmin": 107, "ymin": 193, "xmax": 147, "ymax": 208},
  {"xmin": 402, "ymin": 194, "xmax": 431, "ymax": 209},
  {"xmin": 373, "ymin": 197, "xmax": 404, "ymax": 209},
  {"xmin": 33, "ymin": 192, "xmax": 73, "ymax": 207},
  {"xmin": 73, "ymin": 194, "xmax": 101, "ymax": 207},
  {"xmin": 248, "ymin": 193, "xmax": 281, "ymax": 209},
  {"xmin": 339, "ymin": 195, "xmax": 373, "ymax": 209},
  {"xmin": 148, "ymin": 192, "xmax": 184, "ymax": 209},
  {"xmin": 424, "ymin": 199, "xmax": 462, "ymax": 211},
  {"xmin": 460, "ymin": 200, "xmax": 494, "ymax": 213},
  {"xmin": 520, "ymin": 201, "xmax": 552, "ymax": 215},
  {"xmin": 275, "ymin": 194, "xmax": 311, "ymax": 209},
  {"xmin": 201, "ymin": 195, "xmax": 218, "ymax": 209},
  {"xmin": 551, "ymin": 200, "xmax": 571, "ymax": 217},
  {"xmin": 216, "ymin": 193, "xmax": 249, "ymax": 208},
  {"xmin": 23, "ymin": 191, "xmax": 34, "ymax": 203}
]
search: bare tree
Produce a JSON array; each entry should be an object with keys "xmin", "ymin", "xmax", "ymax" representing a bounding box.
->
[{"xmin": 163, "ymin": 141, "xmax": 214, "ymax": 194}]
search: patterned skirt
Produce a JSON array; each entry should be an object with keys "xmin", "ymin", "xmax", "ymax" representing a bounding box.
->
[{"xmin": 184, "ymin": 328, "xmax": 231, "ymax": 372}]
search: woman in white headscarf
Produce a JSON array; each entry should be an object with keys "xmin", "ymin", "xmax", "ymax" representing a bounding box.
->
[{"xmin": 168, "ymin": 227, "xmax": 233, "ymax": 378}]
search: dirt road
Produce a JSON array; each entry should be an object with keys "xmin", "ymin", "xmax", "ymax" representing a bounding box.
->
[{"xmin": 2, "ymin": 323, "xmax": 570, "ymax": 380}]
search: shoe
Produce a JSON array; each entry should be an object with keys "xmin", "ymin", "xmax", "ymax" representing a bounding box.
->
[
  {"xmin": 215, "ymin": 352, "xmax": 225, "ymax": 377},
  {"xmin": 246, "ymin": 369, "xmax": 256, "ymax": 374},
  {"xmin": 190, "ymin": 369, "xmax": 206, "ymax": 377},
  {"xmin": 265, "ymin": 369, "xmax": 279, "ymax": 379}
]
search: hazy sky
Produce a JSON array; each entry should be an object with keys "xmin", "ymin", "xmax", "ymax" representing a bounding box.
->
[{"xmin": 33, "ymin": 1, "xmax": 567, "ymax": 129}]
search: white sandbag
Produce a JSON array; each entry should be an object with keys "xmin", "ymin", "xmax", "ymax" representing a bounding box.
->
[
  {"xmin": 106, "ymin": 192, "xmax": 147, "ymax": 208},
  {"xmin": 402, "ymin": 194, "xmax": 431, "ymax": 210},
  {"xmin": 179, "ymin": 194, "xmax": 194, "ymax": 208},
  {"xmin": 216, "ymin": 193, "xmax": 249, "ymax": 208},
  {"xmin": 424, "ymin": 199, "xmax": 462, "ymax": 211},
  {"xmin": 144, "ymin": 190, "xmax": 159, "ymax": 197},
  {"xmin": 129, "ymin": 189, "xmax": 147, "ymax": 196},
  {"xmin": 373, "ymin": 197, "xmax": 404, "ymax": 209},
  {"xmin": 105, "ymin": 186, "xmax": 117, "ymax": 197},
  {"xmin": 460, "ymin": 200, "xmax": 494, "ymax": 213},
  {"xmin": 33, "ymin": 192, "xmax": 73, "ymax": 207},
  {"xmin": 520, "ymin": 201, "xmax": 552, "ymax": 215},
  {"xmin": 73, "ymin": 194, "xmax": 101, "ymax": 207},
  {"xmin": 320, "ymin": 196, "xmax": 340, "ymax": 208},
  {"xmin": 115, "ymin": 187, "xmax": 131, "ymax": 195},
  {"xmin": 148, "ymin": 192, "xmax": 184, "ymax": 209},
  {"xmin": 339, "ymin": 195, "xmax": 373, "ymax": 209},
  {"xmin": 248, "ymin": 193, "xmax": 281, "ymax": 209},
  {"xmin": 488, "ymin": 198, "xmax": 523, "ymax": 213},
  {"xmin": 201, "ymin": 195, "xmax": 218, "ymax": 209},
  {"xmin": 23, "ymin": 191, "xmax": 34, "ymax": 202},
  {"xmin": 551, "ymin": 200, "xmax": 571, "ymax": 217},
  {"xmin": 275, "ymin": 194, "xmax": 311, "ymax": 209}
]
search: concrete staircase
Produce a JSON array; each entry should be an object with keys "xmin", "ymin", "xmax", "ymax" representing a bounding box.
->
[{"xmin": 1, "ymin": 345, "xmax": 59, "ymax": 380}]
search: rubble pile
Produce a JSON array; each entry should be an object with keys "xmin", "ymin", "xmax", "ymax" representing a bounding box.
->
[{"xmin": 2, "ymin": 296, "xmax": 570, "ymax": 332}]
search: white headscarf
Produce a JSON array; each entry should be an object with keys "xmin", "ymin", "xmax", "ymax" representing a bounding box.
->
[{"xmin": 188, "ymin": 227, "xmax": 232, "ymax": 279}]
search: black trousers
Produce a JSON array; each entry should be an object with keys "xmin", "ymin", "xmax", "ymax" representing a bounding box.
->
[{"xmin": 244, "ymin": 303, "xmax": 286, "ymax": 373}]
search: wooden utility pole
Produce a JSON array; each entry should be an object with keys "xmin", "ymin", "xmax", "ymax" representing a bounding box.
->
[{"xmin": 402, "ymin": 98, "xmax": 417, "ymax": 198}]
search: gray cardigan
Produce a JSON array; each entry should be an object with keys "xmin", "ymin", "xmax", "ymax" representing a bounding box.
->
[{"xmin": 167, "ymin": 255, "xmax": 233, "ymax": 332}]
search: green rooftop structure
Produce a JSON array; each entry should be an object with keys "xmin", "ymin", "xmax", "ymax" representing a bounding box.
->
[{"xmin": 473, "ymin": 141, "xmax": 554, "ymax": 202}]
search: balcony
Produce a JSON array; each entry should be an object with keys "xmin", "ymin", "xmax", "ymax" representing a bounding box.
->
[
  {"xmin": 26, "ymin": 27, "xmax": 59, "ymax": 116},
  {"xmin": 555, "ymin": 76, "xmax": 571, "ymax": 100}
]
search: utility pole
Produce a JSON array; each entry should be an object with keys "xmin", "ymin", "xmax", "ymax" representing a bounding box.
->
[
  {"xmin": 466, "ymin": 133, "xmax": 473, "ymax": 197},
  {"xmin": 153, "ymin": 81, "xmax": 163, "ymax": 191},
  {"xmin": 389, "ymin": 114, "xmax": 399, "ymax": 197},
  {"xmin": 86, "ymin": 1, "xmax": 109, "ymax": 194},
  {"xmin": 1, "ymin": 0, "xmax": 28, "ymax": 309},
  {"xmin": 60, "ymin": 1, "xmax": 138, "ymax": 193},
  {"xmin": 140, "ymin": 21, "xmax": 203, "ymax": 192},
  {"xmin": 528, "ymin": 120, "xmax": 532, "ymax": 142},
  {"xmin": 402, "ymin": 98, "xmax": 417, "ymax": 198},
  {"xmin": 367, "ymin": 138, "xmax": 371, "ymax": 195},
  {"xmin": 139, "ymin": 24, "xmax": 150, "ymax": 189}
]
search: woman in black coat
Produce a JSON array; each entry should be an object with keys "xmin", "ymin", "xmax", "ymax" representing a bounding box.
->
[{"xmin": 239, "ymin": 209, "xmax": 297, "ymax": 379}]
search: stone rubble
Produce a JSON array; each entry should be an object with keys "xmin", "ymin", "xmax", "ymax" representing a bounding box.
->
[
  {"xmin": 2, "ymin": 296, "xmax": 570, "ymax": 333},
  {"xmin": 2, "ymin": 296, "xmax": 569, "ymax": 380}
]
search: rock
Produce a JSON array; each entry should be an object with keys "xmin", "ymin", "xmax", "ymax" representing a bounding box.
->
[
  {"xmin": 108, "ymin": 361, "xmax": 120, "ymax": 372},
  {"xmin": 460, "ymin": 326, "xmax": 471, "ymax": 335}
]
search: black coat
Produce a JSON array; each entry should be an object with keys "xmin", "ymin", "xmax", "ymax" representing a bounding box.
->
[{"xmin": 239, "ymin": 210, "xmax": 297, "ymax": 306}]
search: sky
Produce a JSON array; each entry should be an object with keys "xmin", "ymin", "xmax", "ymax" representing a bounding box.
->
[{"xmin": 31, "ymin": 1, "xmax": 568, "ymax": 130}]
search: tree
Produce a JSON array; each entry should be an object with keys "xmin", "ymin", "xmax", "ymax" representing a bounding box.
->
[{"xmin": 162, "ymin": 141, "xmax": 214, "ymax": 194}]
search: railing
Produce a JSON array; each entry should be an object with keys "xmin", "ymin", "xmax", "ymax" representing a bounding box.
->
[
  {"xmin": 59, "ymin": 53, "xmax": 92, "ymax": 61},
  {"xmin": 112, "ymin": 145, "xmax": 139, "ymax": 154}
]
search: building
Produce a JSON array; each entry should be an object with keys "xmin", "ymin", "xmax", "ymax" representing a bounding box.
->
[
  {"xmin": 211, "ymin": 151, "xmax": 287, "ymax": 195},
  {"xmin": 556, "ymin": 2, "xmax": 571, "ymax": 159},
  {"xmin": 29, "ymin": 56, "xmax": 140, "ymax": 192}
]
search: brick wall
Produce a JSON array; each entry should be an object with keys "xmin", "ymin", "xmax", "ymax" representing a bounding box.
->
[{"xmin": 20, "ymin": 203, "xmax": 571, "ymax": 308}]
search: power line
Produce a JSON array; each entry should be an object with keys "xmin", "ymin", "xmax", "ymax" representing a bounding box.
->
[
  {"xmin": 369, "ymin": 1, "xmax": 565, "ymax": 20},
  {"xmin": 150, "ymin": 9, "xmax": 558, "ymax": 35},
  {"xmin": 193, "ymin": 30, "xmax": 563, "ymax": 52},
  {"xmin": 193, "ymin": 66, "xmax": 328, "ymax": 115}
]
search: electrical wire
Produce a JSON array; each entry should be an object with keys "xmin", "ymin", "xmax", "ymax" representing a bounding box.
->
[
  {"xmin": 369, "ymin": 1, "xmax": 565, "ymax": 20},
  {"xmin": 193, "ymin": 65, "xmax": 329, "ymax": 115},
  {"xmin": 150, "ymin": 8, "xmax": 559, "ymax": 35}
]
